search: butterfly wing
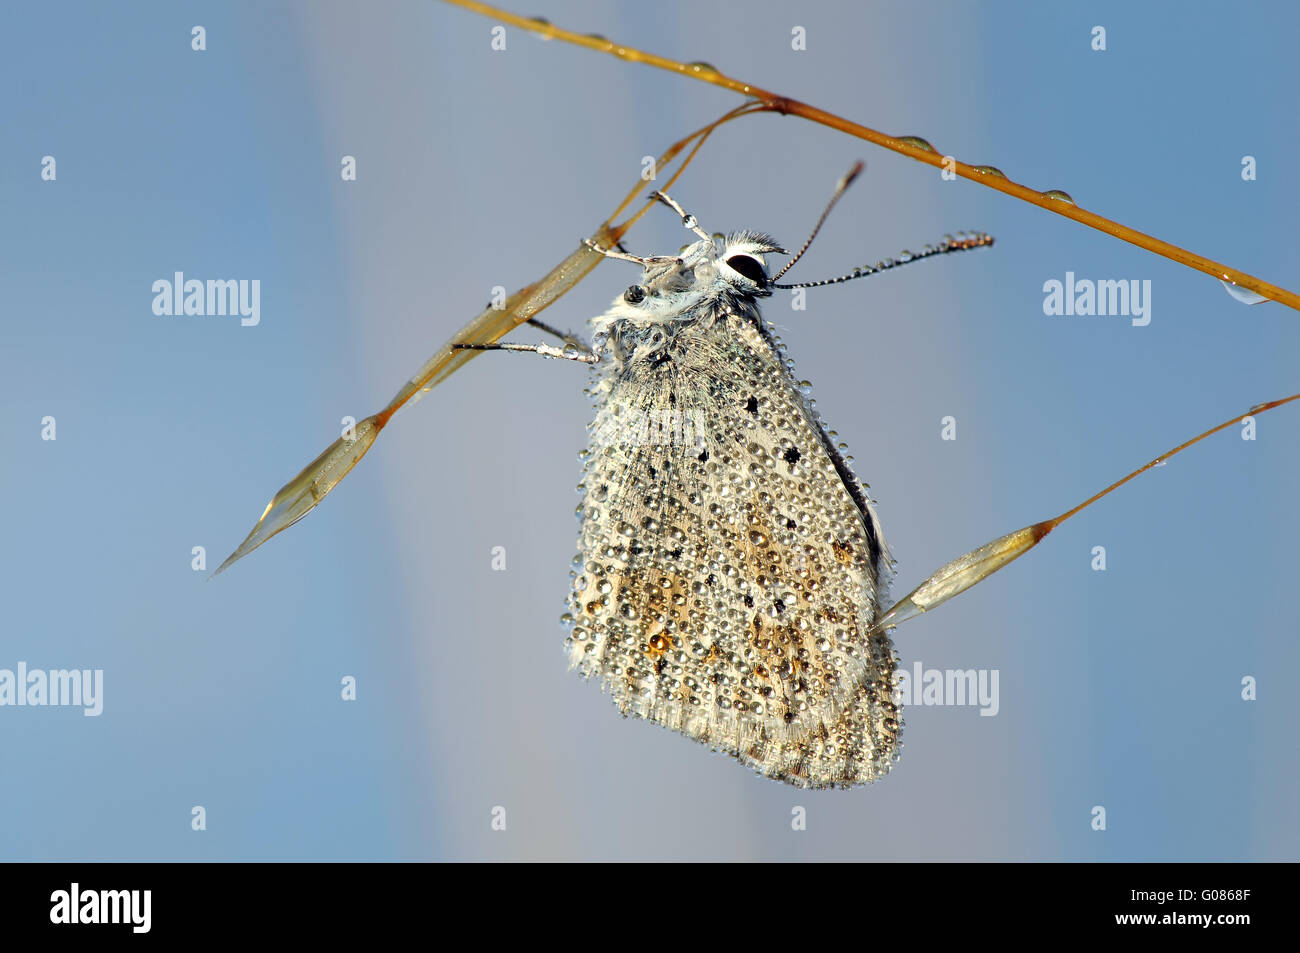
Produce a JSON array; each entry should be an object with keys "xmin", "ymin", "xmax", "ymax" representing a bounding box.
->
[{"xmin": 566, "ymin": 300, "xmax": 900, "ymax": 788}]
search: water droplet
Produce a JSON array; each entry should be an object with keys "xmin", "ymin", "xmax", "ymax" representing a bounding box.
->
[
  {"xmin": 685, "ymin": 61, "xmax": 720, "ymax": 76},
  {"xmin": 526, "ymin": 16, "xmax": 554, "ymax": 39},
  {"xmin": 1219, "ymin": 279, "xmax": 1269, "ymax": 305},
  {"xmin": 896, "ymin": 135, "xmax": 937, "ymax": 153},
  {"xmin": 1042, "ymin": 188, "xmax": 1076, "ymax": 205},
  {"xmin": 971, "ymin": 164, "xmax": 1007, "ymax": 179}
]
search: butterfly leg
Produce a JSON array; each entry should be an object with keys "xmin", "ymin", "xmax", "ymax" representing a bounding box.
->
[
  {"xmin": 583, "ymin": 238, "xmax": 681, "ymax": 268},
  {"xmin": 524, "ymin": 317, "xmax": 594, "ymax": 356},
  {"xmin": 648, "ymin": 189, "xmax": 712, "ymax": 242},
  {"xmin": 452, "ymin": 341, "xmax": 599, "ymax": 365}
]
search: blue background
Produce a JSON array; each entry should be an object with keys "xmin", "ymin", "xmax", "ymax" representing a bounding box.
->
[{"xmin": 2, "ymin": 0, "xmax": 1297, "ymax": 860}]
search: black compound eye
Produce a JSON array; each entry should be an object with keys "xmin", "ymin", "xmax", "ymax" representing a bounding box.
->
[
  {"xmin": 726, "ymin": 254, "xmax": 767, "ymax": 286},
  {"xmin": 624, "ymin": 284, "xmax": 646, "ymax": 304}
]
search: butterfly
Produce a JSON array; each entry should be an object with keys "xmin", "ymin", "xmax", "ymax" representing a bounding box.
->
[{"xmin": 532, "ymin": 184, "xmax": 991, "ymax": 787}]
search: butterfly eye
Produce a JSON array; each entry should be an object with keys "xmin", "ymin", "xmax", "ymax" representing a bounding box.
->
[
  {"xmin": 624, "ymin": 285, "xmax": 646, "ymax": 304},
  {"xmin": 726, "ymin": 255, "xmax": 767, "ymax": 286}
]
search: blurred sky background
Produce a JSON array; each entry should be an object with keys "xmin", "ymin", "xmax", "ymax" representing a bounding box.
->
[{"xmin": 2, "ymin": 0, "xmax": 1297, "ymax": 861}]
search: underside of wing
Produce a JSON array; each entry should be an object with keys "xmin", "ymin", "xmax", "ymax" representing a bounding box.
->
[{"xmin": 564, "ymin": 306, "xmax": 901, "ymax": 788}]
